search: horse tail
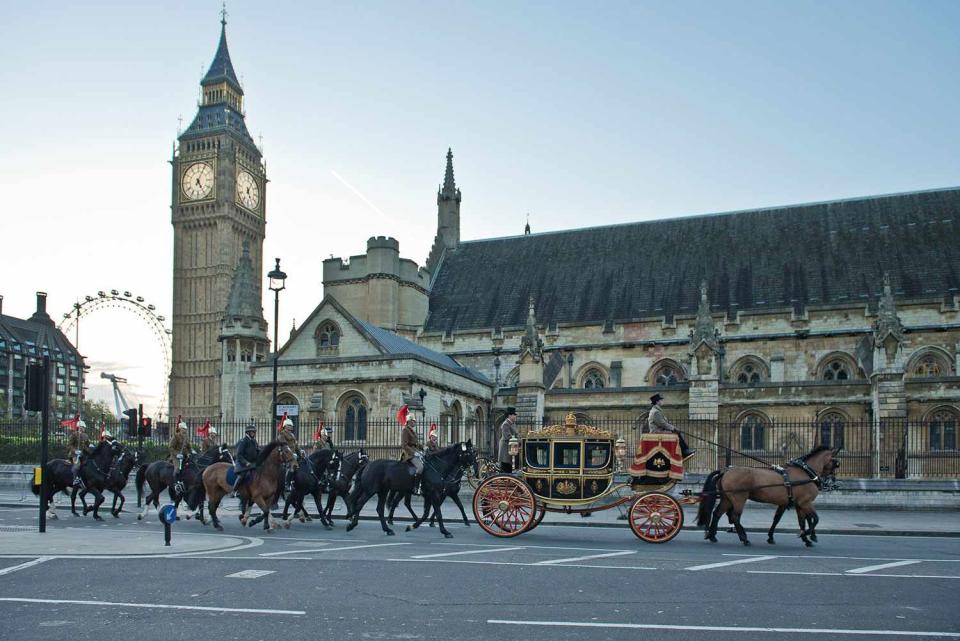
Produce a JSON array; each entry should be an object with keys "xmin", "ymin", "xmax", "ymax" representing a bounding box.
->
[
  {"xmin": 135, "ymin": 464, "xmax": 146, "ymax": 503},
  {"xmin": 696, "ymin": 470, "xmax": 723, "ymax": 528}
]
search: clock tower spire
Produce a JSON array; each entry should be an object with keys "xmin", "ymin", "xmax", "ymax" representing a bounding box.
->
[{"xmin": 169, "ymin": 14, "xmax": 267, "ymax": 421}]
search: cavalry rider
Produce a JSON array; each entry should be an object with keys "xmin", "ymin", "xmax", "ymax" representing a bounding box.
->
[
  {"xmin": 233, "ymin": 422, "xmax": 260, "ymax": 489},
  {"xmin": 200, "ymin": 422, "xmax": 220, "ymax": 452},
  {"xmin": 311, "ymin": 421, "xmax": 332, "ymax": 452},
  {"xmin": 498, "ymin": 407, "xmax": 519, "ymax": 473},
  {"xmin": 66, "ymin": 418, "xmax": 89, "ymax": 488},
  {"xmin": 399, "ymin": 410, "xmax": 424, "ymax": 494},
  {"xmin": 168, "ymin": 417, "xmax": 194, "ymax": 486},
  {"xmin": 277, "ymin": 415, "xmax": 301, "ymax": 494},
  {"xmin": 647, "ymin": 393, "xmax": 696, "ymax": 461},
  {"xmin": 425, "ymin": 422, "xmax": 440, "ymax": 452}
]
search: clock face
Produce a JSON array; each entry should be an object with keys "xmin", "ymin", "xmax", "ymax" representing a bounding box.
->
[
  {"xmin": 181, "ymin": 162, "xmax": 215, "ymax": 201},
  {"xmin": 237, "ymin": 171, "xmax": 260, "ymax": 211}
]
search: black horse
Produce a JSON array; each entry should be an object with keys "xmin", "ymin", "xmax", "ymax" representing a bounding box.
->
[
  {"xmin": 31, "ymin": 458, "xmax": 85, "ymax": 518},
  {"xmin": 322, "ymin": 448, "xmax": 368, "ymax": 520},
  {"xmin": 280, "ymin": 449, "xmax": 341, "ymax": 528},
  {"xmin": 74, "ymin": 439, "xmax": 124, "ymax": 520},
  {"xmin": 387, "ymin": 443, "xmax": 478, "ymax": 529},
  {"xmin": 79, "ymin": 447, "xmax": 142, "ymax": 518},
  {"xmin": 346, "ymin": 442, "xmax": 476, "ymax": 538},
  {"xmin": 136, "ymin": 445, "xmax": 232, "ymax": 522}
]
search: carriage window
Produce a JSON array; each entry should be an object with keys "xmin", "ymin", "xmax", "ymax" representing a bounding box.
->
[
  {"xmin": 553, "ymin": 442, "xmax": 580, "ymax": 468},
  {"xmin": 584, "ymin": 442, "xmax": 611, "ymax": 469},
  {"xmin": 525, "ymin": 442, "xmax": 550, "ymax": 468}
]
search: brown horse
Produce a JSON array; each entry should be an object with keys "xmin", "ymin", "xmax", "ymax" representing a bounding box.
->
[
  {"xmin": 202, "ymin": 440, "xmax": 296, "ymax": 532},
  {"xmin": 696, "ymin": 445, "xmax": 839, "ymax": 547}
]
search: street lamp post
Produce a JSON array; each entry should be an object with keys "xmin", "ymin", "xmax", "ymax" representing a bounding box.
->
[
  {"xmin": 268, "ymin": 258, "xmax": 287, "ymax": 423},
  {"xmin": 418, "ymin": 387, "xmax": 427, "ymax": 424}
]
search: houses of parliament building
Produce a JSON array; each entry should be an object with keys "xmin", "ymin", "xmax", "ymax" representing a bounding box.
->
[{"xmin": 168, "ymin": 19, "xmax": 959, "ymax": 476}]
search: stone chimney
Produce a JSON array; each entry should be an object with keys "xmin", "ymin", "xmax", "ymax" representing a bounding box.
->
[
  {"xmin": 29, "ymin": 291, "xmax": 53, "ymax": 324},
  {"xmin": 0, "ymin": 294, "xmax": 4, "ymax": 316}
]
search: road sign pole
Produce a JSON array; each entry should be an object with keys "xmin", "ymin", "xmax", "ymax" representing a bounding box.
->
[{"xmin": 38, "ymin": 357, "xmax": 50, "ymax": 534}]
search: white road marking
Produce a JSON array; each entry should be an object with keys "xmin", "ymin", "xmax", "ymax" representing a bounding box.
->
[
  {"xmin": 749, "ymin": 570, "xmax": 960, "ymax": 580},
  {"xmin": 686, "ymin": 555, "xmax": 776, "ymax": 571},
  {"xmin": 429, "ymin": 541, "xmax": 623, "ymax": 552},
  {"xmin": 258, "ymin": 542, "xmax": 411, "ymax": 557},
  {"xmin": 226, "ymin": 569, "xmax": 276, "ymax": 579},
  {"xmin": 0, "ymin": 597, "xmax": 304, "ymax": 616},
  {"xmin": 724, "ymin": 553, "xmax": 960, "ymax": 563},
  {"xmin": 536, "ymin": 551, "xmax": 634, "ymax": 565},
  {"xmin": 388, "ymin": 558, "xmax": 656, "ymax": 570},
  {"xmin": 412, "ymin": 546, "xmax": 525, "ymax": 559},
  {"xmin": 487, "ymin": 619, "xmax": 960, "ymax": 637},
  {"xmin": 847, "ymin": 560, "xmax": 922, "ymax": 574},
  {"xmin": 0, "ymin": 556, "xmax": 53, "ymax": 576}
]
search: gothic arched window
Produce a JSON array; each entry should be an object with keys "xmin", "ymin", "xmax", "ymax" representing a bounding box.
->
[
  {"xmin": 730, "ymin": 357, "xmax": 768, "ymax": 386},
  {"xmin": 342, "ymin": 395, "xmax": 367, "ymax": 441},
  {"xmin": 739, "ymin": 413, "xmax": 767, "ymax": 451},
  {"xmin": 653, "ymin": 363, "xmax": 684, "ymax": 387},
  {"xmin": 315, "ymin": 321, "xmax": 341, "ymax": 355},
  {"xmin": 821, "ymin": 360, "xmax": 851, "ymax": 381},
  {"xmin": 907, "ymin": 350, "xmax": 952, "ymax": 379},
  {"xmin": 818, "ymin": 412, "xmax": 845, "ymax": 449},
  {"xmin": 582, "ymin": 368, "xmax": 606, "ymax": 389},
  {"xmin": 928, "ymin": 408, "xmax": 958, "ymax": 451}
]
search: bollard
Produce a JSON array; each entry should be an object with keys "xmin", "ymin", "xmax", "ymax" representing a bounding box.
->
[{"xmin": 159, "ymin": 504, "xmax": 177, "ymax": 546}]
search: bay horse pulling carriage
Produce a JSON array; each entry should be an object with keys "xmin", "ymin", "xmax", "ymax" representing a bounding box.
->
[{"xmin": 472, "ymin": 413, "xmax": 698, "ymax": 543}]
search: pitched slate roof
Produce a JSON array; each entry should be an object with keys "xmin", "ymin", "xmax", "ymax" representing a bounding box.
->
[
  {"xmin": 221, "ymin": 241, "xmax": 267, "ymax": 339},
  {"xmin": 202, "ymin": 24, "xmax": 242, "ymax": 93},
  {"xmin": 353, "ymin": 318, "xmax": 490, "ymax": 384},
  {"xmin": 180, "ymin": 104, "xmax": 254, "ymax": 145},
  {"xmin": 0, "ymin": 312, "xmax": 82, "ymax": 364},
  {"xmin": 425, "ymin": 187, "xmax": 960, "ymax": 332}
]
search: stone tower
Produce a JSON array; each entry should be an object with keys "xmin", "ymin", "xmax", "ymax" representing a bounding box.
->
[
  {"xmin": 220, "ymin": 241, "xmax": 269, "ymax": 420},
  {"xmin": 425, "ymin": 148, "xmax": 461, "ymax": 273},
  {"xmin": 170, "ymin": 16, "xmax": 267, "ymax": 420}
]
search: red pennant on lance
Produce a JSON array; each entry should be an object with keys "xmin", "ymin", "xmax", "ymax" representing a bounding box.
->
[
  {"xmin": 428, "ymin": 423, "xmax": 438, "ymax": 439},
  {"xmin": 60, "ymin": 414, "xmax": 79, "ymax": 430},
  {"xmin": 276, "ymin": 411, "xmax": 288, "ymax": 433},
  {"xmin": 395, "ymin": 404, "xmax": 409, "ymax": 427},
  {"xmin": 313, "ymin": 420, "xmax": 324, "ymax": 442},
  {"xmin": 197, "ymin": 420, "xmax": 210, "ymax": 439}
]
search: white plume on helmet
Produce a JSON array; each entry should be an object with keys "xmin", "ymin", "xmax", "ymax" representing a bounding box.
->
[
  {"xmin": 76, "ymin": 420, "xmax": 87, "ymax": 429},
  {"xmin": 208, "ymin": 427, "xmax": 218, "ymax": 435},
  {"xmin": 178, "ymin": 420, "xmax": 188, "ymax": 431},
  {"xmin": 282, "ymin": 418, "xmax": 294, "ymax": 429}
]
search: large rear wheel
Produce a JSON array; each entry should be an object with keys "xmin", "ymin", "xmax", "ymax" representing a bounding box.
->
[
  {"xmin": 472, "ymin": 475, "xmax": 536, "ymax": 538},
  {"xmin": 524, "ymin": 501, "xmax": 547, "ymax": 532},
  {"xmin": 628, "ymin": 492, "xmax": 684, "ymax": 543}
]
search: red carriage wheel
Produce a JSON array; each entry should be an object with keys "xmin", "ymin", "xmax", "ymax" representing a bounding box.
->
[
  {"xmin": 524, "ymin": 501, "xmax": 547, "ymax": 532},
  {"xmin": 472, "ymin": 475, "xmax": 536, "ymax": 538},
  {"xmin": 628, "ymin": 492, "xmax": 684, "ymax": 544}
]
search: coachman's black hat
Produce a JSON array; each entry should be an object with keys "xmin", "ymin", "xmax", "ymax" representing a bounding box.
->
[
  {"xmin": 650, "ymin": 393, "xmax": 664, "ymax": 405},
  {"xmin": 506, "ymin": 406, "xmax": 517, "ymax": 415}
]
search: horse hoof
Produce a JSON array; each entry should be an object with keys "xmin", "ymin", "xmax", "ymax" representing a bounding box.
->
[
  {"xmin": 805, "ymin": 541, "xmax": 814, "ymax": 548},
  {"xmin": 94, "ymin": 516, "xmax": 103, "ymax": 522},
  {"xmin": 137, "ymin": 515, "xmax": 143, "ymax": 521},
  {"xmin": 811, "ymin": 535, "xmax": 818, "ymax": 543},
  {"xmin": 324, "ymin": 524, "xmax": 332, "ymax": 531},
  {"xmin": 346, "ymin": 523, "xmax": 356, "ymax": 532},
  {"xmin": 405, "ymin": 525, "xmax": 412, "ymax": 532},
  {"xmin": 112, "ymin": 513, "xmax": 120, "ymax": 519},
  {"xmin": 215, "ymin": 524, "xmax": 223, "ymax": 531},
  {"xmin": 283, "ymin": 521, "xmax": 291, "ymax": 529},
  {"xmin": 429, "ymin": 522, "xmax": 435, "ymax": 528},
  {"xmin": 707, "ymin": 536, "xmax": 718, "ymax": 543},
  {"xmin": 443, "ymin": 532, "xmax": 453, "ymax": 539},
  {"xmin": 385, "ymin": 529, "xmax": 395, "ymax": 536},
  {"xmin": 742, "ymin": 540, "xmax": 751, "ymax": 546},
  {"xmin": 767, "ymin": 538, "xmax": 775, "ymax": 544}
]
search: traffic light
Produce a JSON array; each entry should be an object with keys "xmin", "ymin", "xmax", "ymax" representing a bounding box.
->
[
  {"xmin": 123, "ymin": 408, "xmax": 138, "ymax": 437},
  {"xmin": 140, "ymin": 417, "xmax": 152, "ymax": 437},
  {"xmin": 25, "ymin": 364, "xmax": 46, "ymax": 412}
]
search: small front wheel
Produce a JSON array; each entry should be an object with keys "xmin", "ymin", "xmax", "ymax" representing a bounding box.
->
[
  {"xmin": 629, "ymin": 492, "xmax": 684, "ymax": 544},
  {"xmin": 472, "ymin": 475, "xmax": 536, "ymax": 538}
]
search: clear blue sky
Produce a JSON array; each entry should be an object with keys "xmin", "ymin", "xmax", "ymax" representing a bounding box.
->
[{"xmin": 1, "ymin": 1, "xmax": 957, "ymax": 415}]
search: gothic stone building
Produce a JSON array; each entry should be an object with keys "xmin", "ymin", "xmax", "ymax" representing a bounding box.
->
[{"xmin": 251, "ymin": 150, "xmax": 959, "ymax": 477}]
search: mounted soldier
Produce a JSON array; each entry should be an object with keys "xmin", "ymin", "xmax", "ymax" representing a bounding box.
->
[
  {"xmin": 311, "ymin": 420, "xmax": 332, "ymax": 452},
  {"xmin": 233, "ymin": 422, "xmax": 260, "ymax": 489},
  {"xmin": 277, "ymin": 414, "xmax": 301, "ymax": 494},
  {"xmin": 168, "ymin": 416, "xmax": 194, "ymax": 477},
  {"xmin": 199, "ymin": 421, "xmax": 220, "ymax": 452},
  {"xmin": 398, "ymin": 405, "xmax": 423, "ymax": 494},
  {"xmin": 647, "ymin": 393, "xmax": 695, "ymax": 461},
  {"xmin": 65, "ymin": 417, "xmax": 89, "ymax": 488},
  {"xmin": 425, "ymin": 422, "xmax": 439, "ymax": 452}
]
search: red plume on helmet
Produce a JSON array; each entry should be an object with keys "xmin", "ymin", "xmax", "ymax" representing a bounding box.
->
[
  {"xmin": 428, "ymin": 423, "xmax": 438, "ymax": 440},
  {"xmin": 60, "ymin": 414, "xmax": 80, "ymax": 431},
  {"xmin": 313, "ymin": 420, "xmax": 325, "ymax": 442},
  {"xmin": 396, "ymin": 404, "xmax": 409, "ymax": 428},
  {"xmin": 197, "ymin": 420, "xmax": 210, "ymax": 439},
  {"xmin": 99, "ymin": 420, "xmax": 106, "ymax": 441},
  {"xmin": 276, "ymin": 411, "xmax": 288, "ymax": 433}
]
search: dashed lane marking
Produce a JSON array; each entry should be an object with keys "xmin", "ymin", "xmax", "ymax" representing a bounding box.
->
[
  {"xmin": 847, "ymin": 560, "xmax": 923, "ymax": 574},
  {"xmin": 258, "ymin": 542, "xmax": 411, "ymax": 557},
  {"xmin": 388, "ymin": 558, "xmax": 656, "ymax": 570},
  {"xmin": 685, "ymin": 555, "xmax": 777, "ymax": 571},
  {"xmin": 536, "ymin": 550, "xmax": 634, "ymax": 565},
  {"xmin": 749, "ymin": 570, "xmax": 960, "ymax": 580},
  {"xmin": 226, "ymin": 570, "xmax": 276, "ymax": 579},
  {"xmin": 487, "ymin": 619, "xmax": 960, "ymax": 637},
  {"xmin": 0, "ymin": 597, "xmax": 304, "ymax": 616},
  {"xmin": 0, "ymin": 556, "xmax": 53, "ymax": 576},
  {"xmin": 724, "ymin": 553, "xmax": 960, "ymax": 563},
  {"xmin": 412, "ymin": 546, "xmax": 525, "ymax": 559}
]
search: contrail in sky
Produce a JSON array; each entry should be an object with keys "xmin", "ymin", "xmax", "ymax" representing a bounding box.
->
[{"xmin": 330, "ymin": 170, "xmax": 391, "ymax": 223}]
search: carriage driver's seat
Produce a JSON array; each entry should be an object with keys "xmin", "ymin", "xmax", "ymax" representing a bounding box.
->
[{"xmin": 628, "ymin": 433, "xmax": 685, "ymax": 486}]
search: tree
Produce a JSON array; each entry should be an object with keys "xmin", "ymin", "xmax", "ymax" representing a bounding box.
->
[{"xmin": 80, "ymin": 399, "xmax": 114, "ymax": 425}]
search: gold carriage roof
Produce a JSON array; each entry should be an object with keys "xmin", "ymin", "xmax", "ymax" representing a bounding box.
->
[{"xmin": 528, "ymin": 413, "xmax": 614, "ymax": 440}]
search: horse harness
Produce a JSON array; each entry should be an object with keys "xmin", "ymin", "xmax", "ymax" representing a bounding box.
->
[{"xmin": 771, "ymin": 458, "xmax": 821, "ymax": 508}]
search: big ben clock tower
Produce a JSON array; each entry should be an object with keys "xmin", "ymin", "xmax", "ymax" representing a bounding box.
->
[{"xmin": 170, "ymin": 14, "xmax": 267, "ymax": 420}]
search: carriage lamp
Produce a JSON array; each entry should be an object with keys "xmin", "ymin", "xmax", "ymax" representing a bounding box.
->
[
  {"xmin": 508, "ymin": 436, "xmax": 520, "ymax": 457},
  {"xmin": 614, "ymin": 437, "xmax": 627, "ymax": 461}
]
